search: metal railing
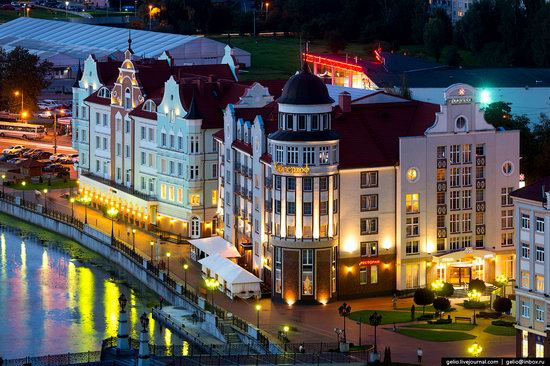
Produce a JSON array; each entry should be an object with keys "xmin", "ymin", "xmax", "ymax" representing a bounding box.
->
[
  {"xmin": 80, "ymin": 171, "xmax": 157, "ymax": 201},
  {"xmin": 5, "ymin": 351, "xmax": 102, "ymax": 366}
]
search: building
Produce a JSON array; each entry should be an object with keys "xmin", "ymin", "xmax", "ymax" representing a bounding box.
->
[
  {"xmin": 0, "ymin": 18, "xmax": 250, "ymax": 90},
  {"xmin": 72, "ymin": 44, "xmax": 261, "ymax": 239},
  {"xmin": 215, "ymin": 64, "xmax": 520, "ymax": 303},
  {"xmin": 430, "ymin": 0, "xmax": 477, "ymax": 24},
  {"xmin": 305, "ymin": 50, "xmax": 550, "ymax": 120},
  {"xmin": 511, "ymin": 178, "xmax": 550, "ymax": 358}
]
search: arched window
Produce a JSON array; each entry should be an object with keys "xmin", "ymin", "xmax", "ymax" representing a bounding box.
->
[
  {"xmin": 98, "ymin": 87, "xmax": 111, "ymax": 98},
  {"xmin": 124, "ymin": 88, "xmax": 131, "ymax": 109},
  {"xmin": 191, "ymin": 217, "xmax": 200, "ymax": 238},
  {"xmin": 143, "ymin": 100, "xmax": 157, "ymax": 112}
]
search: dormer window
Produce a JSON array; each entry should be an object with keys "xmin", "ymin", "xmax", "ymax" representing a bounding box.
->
[
  {"xmin": 286, "ymin": 115, "xmax": 294, "ymax": 130},
  {"xmin": 456, "ymin": 116, "xmax": 466, "ymax": 129},
  {"xmin": 98, "ymin": 87, "xmax": 111, "ymax": 98},
  {"xmin": 298, "ymin": 115, "xmax": 306, "ymax": 130},
  {"xmin": 311, "ymin": 115, "xmax": 319, "ymax": 130},
  {"xmin": 143, "ymin": 100, "xmax": 157, "ymax": 112},
  {"xmin": 124, "ymin": 88, "xmax": 131, "ymax": 109}
]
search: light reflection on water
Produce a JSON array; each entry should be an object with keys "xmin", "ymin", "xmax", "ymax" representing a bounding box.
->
[{"xmin": 0, "ymin": 229, "xmax": 189, "ymax": 359}]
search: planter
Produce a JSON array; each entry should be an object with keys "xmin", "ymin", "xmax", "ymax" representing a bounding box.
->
[
  {"xmin": 339, "ymin": 342, "xmax": 350, "ymax": 352},
  {"xmin": 368, "ymin": 351, "xmax": 379, "ymax": 363}
]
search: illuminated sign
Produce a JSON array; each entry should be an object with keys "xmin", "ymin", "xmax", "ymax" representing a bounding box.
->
[
  {"xmin": 359, "ymin": 258, "xmax": 381, "ymax": 266},
  {"xmin": 448, "ymin": 97, "xmax": 473, "ymax": 105},
  {"xmin": 274, "ymin": 163, "xmax": 310, "ymax": 175},
  {"xmin": 304, "ymin": 53, "xmax": 364, "ymax": 73}
]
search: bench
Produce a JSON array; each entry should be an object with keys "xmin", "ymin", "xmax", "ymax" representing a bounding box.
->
[{"xmin": 455, "ymin": 316, "xmax": 472, "ymax": 323}]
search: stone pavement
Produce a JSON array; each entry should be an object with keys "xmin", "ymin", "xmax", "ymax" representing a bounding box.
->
[{"xmin": 3, "ymin": 186, "xmax": 517, "ymax": 364}]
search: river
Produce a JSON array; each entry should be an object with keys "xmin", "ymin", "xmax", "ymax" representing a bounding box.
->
[{"xmin": 0, "ymin": 223, "xmax": 187, "ymax": 359}]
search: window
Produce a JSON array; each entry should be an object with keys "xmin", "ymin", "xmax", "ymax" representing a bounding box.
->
[
  {"xmin": 211, "ymin": 163, "xmax": 218, "ymax": 179},
  {"xmin": 168, "ymin": 186, "xmax": 174, "ymax": 201},
  {"xmin": 476, "ymin": 189, "xmax": 484, "ymax": 202},
  {"xmin": 437, "ymin": 192, "xmax": 446, "ymax": 205},
  {"xmin": 450, "ymin": 214, "xmax": 460, "ymax": 234},
  {"xmin": 450, "ymin": 168, "xmax": 460, "ymax": 187},
  {"xmin": 450, "ymin": 144, "xmax": 460, "ymax": 164},
  {"xmin": 450, "ymin": 237, "xmax": 461, "ymax": 250},
  {"xmin": 286, "ymin": 114, "xmax": 294, "ymax": 130},
  {"xmin": 462, "ymin": 190, "xmax": 472, "ymax": 209},
  {"xmin": 475, "ymin": 235, "xmax": 484, "ymax": 248},
  {"xmin": 125, "ymin": 144, "xmax": 130, "ymax": 157},
  {"xmin": 406, "ymin": 193, "xmax": 419, "ymax": 213},
  {"xmin": 501, "ymin": 232, "xmax": 513, "ymax": 246},
  {"xmin": 536, "ymin": 275, "xmax": 544, "ymax": 293},
  {"xmin": 521, "ymin": 271, "xmax": 530, "ymax": 289},
  {"xmin": 476, "ymin": 143, "xmax": 485, "ymax": 156},
  {"xmin": 437, "ymin": 238, "xmax": 446, "ymax": 251},
  {"xmin": 371, "ymin": 266, "xmax": 378, "ymax": 284},
  {"xmin": 360, "ymin": 218, "xmax": 378, "ymax": 235},
  {"xmin": 102, "ymin": 138, "xmax": 107, "ymax": 150},
  {"xmin": 275, "ymin": 200, "xmax": 281, "ymax": 214},
  {"xmin": 319, "ymin": 146, "xmax": 329, "ymax": 164},
  {"xmin": 536, "ymin": 305, "xmax": 544, "ymax": 322},
  {"xmin": 476, "ymin": 212, "xmax": 484, "ymax": 225},
  {"xmin": 437, "ymin": 168, "xmax": 445, "ymax": 182},
  {"xmin": 406, "ymin": 217, "xmax": 419, "ymax": 237},
  {"xmin": 501, "ymin": 209, "xmax": 513, "ymax": 229},
  {"xmin": 522, "ymin": 242, "xmax": 530, "ymax": 259},
  {"xmin": 303, "ymin": 147, "xmax": 315, "ymax": 165},
  {"xmin": 287, "ymin": 146, "xmax": 298, "ymax": 165},
  {"xmin": 303, "ymin": 177, "xmax": 312, "ymax": 191},
  {"xmin": 521, "ymin": 302, "xmax": 530, "ymax": 318},
  {"xmin": 275, "ymin": 146, "xmax": 284, "ymax": 163},
  {"xmin": 287, "ymin": 201, "xmax": 296, "ymax": 215},
  {"xmin": 140, "ymin": 126, "xmax": 146, "ymax": 140},
  {"xmin": 302, "ymin": 249, "xmax": 313, "ymax": 295},
  {"xmin": 161, "ymin": 133, "xmax": 167, "ymax": 147},
  {"xmin": 169, "ymin": 134, "xmax": 175, "ymax": 148},
  {"xmin": 116, "ymin": 143, "xmax": 121, "ymax": 156},
  {"xmin": 286, "ymin": 177, "xmax": 296, "ymax": 191},
  {"xmin": 320, "ymin": 177, "xmax": 328, "ymax": 191},
  {"xmin": 189, "ymin": 195, "xmax": 200, "ymax": 206},
  {"xmin": 311, "ymin": 115, "xmax": 319, "ymax": 130},
  {"xmin": 140, "ymin": 152, "xmax": 146, "ymax": 164},
  {"xmin": 461, "ymin": 236, "xmax": 472, "ymax": 248},
  {"xmin": 303, "ymin": 202, "xmax": 312, "ymax": 215},
  {"xmin": 502, "ymin": 161, "xmax": 514, "ymax": 176},
  {"xmin": 501, "ymin": 187, "xmax": 513, "ymax": 206},
  {"xmin": 437, "ymin": 215, "xmax": 446, "ymax": 228},
  {"xmin": 124, "ymin": 88, "xmax": 131, "ymax": 109},
  {"xmin": 275, "ymin": 176, "xmax": 281, "ymax": 190},
  {"xmin": 361, "ymin": 194, "xmax": 378, "ymax": 211},
  {"xmin": 461, "ymin": 144, "xmax": 471, "ymax": 163},
  {"xmin": 361, "ymin": 171, "xmax": 378, "ymax": 188},
  {"xmin": 522, "ymin": 214, "xmax": 531, "ymax": 229},
  {"xmin": 148, "ymin": 128, "xmax": 154, "ymax": 141},
  {"xmin": 125, "ymin": 119, "xmax": 130, "ymax": 133},
  {"xmin": 462, "ymin": 167, "xmax": 472, "ymax": 186},
  {"xmin": 437, "ymin": 146, "xmax": 446, "ymax": 159},
  {"xmin": 160, "ymin": 184, "xmax": 166, "ymax": 199},
  {"xmin": 95, "ymin": 112, "xmax": 100, "ymax": 125},
  {"xmin": 189, "ymin": 165, "xmax": 199, "ymax": 180},
  {"xmin": 298, "ymin": 115, "xmax": 306, "ymax": 130},
  {"xmin": 359, "ymin": 267, "xmax": 367, "ymax": 285},
  {"xmin": 462, "ymin": 213, "xmax": 471, "ymax": 232},
  {"xmin": 320, "ymin": 201, "xmax": 328, "ymax": 215},
  {"xmin": 406, "ymin": 240, "xmax": 419, "ymax": 255},
  {"xmin": 333, "ymin": 175, "xmax": 338, "ymax": 190},
  {"xmin": 275, "ymin": 248, "xmax": 282, "ymax": 293},
  {"xmin": 456, "ymin": 117, "xmax": 466, "ymax": 129},
  {"xmin": 536, "ymin": 246, "xmax": 544, "ymax": 262},
  {"xmin": 476, "ymin": 166, "xmax": 485, "ymax": 179},
  {"xmin": 287, "ymin": 225, "xmax": 296, "ymax": 238},
  {"xmin": 536, "ymin": 217, "xmax": 545, "ymax": 233},
  {"xmin": 303, "ymin": 225, "xmax": 312, "ymax": 238},
  {"xmin": 360, "ymin": 241, "xmax": 378, "ymax": 257},
  {"xmin": 450, "ymin": 191, "xmax": 460, "ymax": 210},
  {"xmin": 169, "ymin": 161, "xmax": 175, "ymax": 175}
]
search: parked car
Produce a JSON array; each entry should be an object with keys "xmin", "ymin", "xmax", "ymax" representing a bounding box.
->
[
  {"xmin": 31, "ymin": 151, "xmax": 52, "ymax": 160},
  {"xmin": 22, "ymin": 148, "xmax": 37, "ymax": 158},
  {"xmin": 37, "ymin": 110, "xmax": 53, "ymax": 119},
  {"xmin": 54, "ymin": 108, "xmax": 72, "ymax": 117},
  {"xmin": 2, "ymin": 145, "xmax": 25, "ymax": 155},
  {"xmin": 43, "ymin": 163, "xmax": 69, "ymax": 173},
  {"xmin": 18, "ymin": 148, "xmax": 32, "ymax": 156},
  {"xmin": 7, "ymin": 157, "xmax": 25, "ymax": 165},
  {"xmin": 49, "ymin": 153, "xmax": 68, "ymax": 162},
  {"xmin": 41, "ymin": 99, "xmax": 61, "ymax": 108},
  {"xmin": 69, "ymin": 153, "xmax": 79, "ymax": 163}
]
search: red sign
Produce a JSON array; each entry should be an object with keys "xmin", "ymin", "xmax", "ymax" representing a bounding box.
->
[
  {"xmin": 304, "ymin": 53, "xmax": 364, "ymax": 73},
  {"xmin": 359, "ymin": 258, "xmax": 381, "ymax": 266}
]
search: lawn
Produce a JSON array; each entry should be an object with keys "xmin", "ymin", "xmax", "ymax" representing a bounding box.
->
[
  {"xmin": 483, "ymin": 325, "xmax": 515, "ymax": 336},
  {"xmin": 0, "ymin": 8, "xmax": 78, "ymax": 23},
  {"xmin": 396, "ymin": 328, "xmax": 476, "ymax": 342},
  {"xmin": 403, "ymin": 323, "xmax": 476, "ymax": 331},
  {"xmin": 8, "ymin": 179, "xmax": 77, "ymax": 191},
  {"xmin": 349, "ymin": 310, "xmax": 417, "ymax": 325}
]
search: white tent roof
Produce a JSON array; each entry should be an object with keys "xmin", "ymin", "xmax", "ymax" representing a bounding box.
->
[
  {"xmin": 199, "ymin": 254, "xmax": 262, "ymax": 285},
  {"xmin": 188, "ymin": 236, "xmax": 241, "ymax": 258}
]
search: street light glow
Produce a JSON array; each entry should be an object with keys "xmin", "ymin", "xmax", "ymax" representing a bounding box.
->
[{"xmin": 256, "ymin": 304, "xmax": 261, "ymax": 311}]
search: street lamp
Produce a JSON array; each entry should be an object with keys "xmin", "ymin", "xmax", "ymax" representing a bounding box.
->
[
  {"xmin": 132, "ymin": 228, "xmax": 136, "ymax": 251},
  {"xmin": 205, "ymin": 277, "xmax": 220, "ymax": 311},
  {"xmin": 80, "ymin": 195, "xmax": 91, "ymax": 224},
  {"xmin": 183, "ymin": 263, "xmax": 189, "ymax": 293},
  {"xmin": 283, "ymin": 325, "xmax": 290, "ymax": 342},
  {"xmin": 65, "ymin": 1, "xmax": 69, "ymax": 18},
  {"xmin": 265, "ymin": 2, "xmax": 269, "ymax": 17},
  {"xmin": 43, "ymin": 188, "xmax": 48, "ymax": 210},
  {"xmin": 1, "ymin": 174, "xmax": 5, "ymax": 195},
  {"xmin": 21, "ymin": 181, "xmax": 26, "ymax": 201},
  {"xmin": 107, "ymin": 206, "xmax": 119, "ymax": 244},
  {"xmin": 70, "ymin": 197, "xmax": 75, "ymax": 218},
  {"xmin": 166, "ymin": 252, "xmax": 171, "ymax": 273},
  {"xmin": 14, "ymin": 91, "xmax": 23, "ymax": 120},
  {"xmin": 255, "ymin": 303, "xmax": 261, "ymax": 329},
  {"xmin": 468, "ymin": 341, "xmax": 483, "ymax": 357},
  {"xmin": 148, "ymin": 4, "xmax": 153, "ymax": 30},
  {"xmin": 149, "ymin": 241, "xmax": 154, "ymax": 262},
  {"xmin": 368, "ymin": 311, "xmax": 383, "ymax": 353}
]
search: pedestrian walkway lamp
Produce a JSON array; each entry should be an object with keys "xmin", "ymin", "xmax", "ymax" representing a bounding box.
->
[
  {"xmin": 205, "ymin": 277, "xmax": 220, "ymax": 312},
  {"xmin": 1, "ymin": 174, "xmax": 5, "ymax": 195},
  {"xmin": 183, "ymin": 263, "xmax": 189, "ymax": 292},
  {"xmin": 283, "ymin": 325, "xmax": 290, "ymax": 342},
  {"xmin": 132, "ymin": 229, "xmax": 136, "ymax": 251},
  {"xmin": 70, "ymin": 197, "xmax": 75, "ymax": 218},
  {"xmin": 468, "ymin": 341, "xmax": 482, "ymax": 357},
  {"xmin": 150, "ymin": 241, "xmax": 154, "ymax": 262},
  {"xmin": 107, "ymin": 206, "xmax": 119, "ymax": 244},
  {"xmin": 166, "ymin": 252, "xmax": 171, "ymax": 273},
  {"xmin": 80, "ymin": 195, "xmax": 91, "ymax": 224},
  {"xmin": 21, "ymin": 181, "xmax": 26, "ymax": 201},
  {"xmin": 255, "ymin": 304, "xmax": 261, "ymax": 329},
  {"xmin": 368, "ymin": 311, "xmax": 383, "ymax": 353},
  {"xmin": 43, "ymin": 188, "xmax": 48, "ymax": 210}
]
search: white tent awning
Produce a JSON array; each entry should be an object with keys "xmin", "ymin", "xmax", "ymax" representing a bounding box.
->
[
  {"xmin": 188, "ymin": 237, "xmax": 241, "ymax": 258},
  {"xmin": 199, "ymin": 254, "xmax": 261, "ymax": 285}
]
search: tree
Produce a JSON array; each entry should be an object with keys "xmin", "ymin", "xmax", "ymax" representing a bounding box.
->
[
  {"xmin": 0, "ymin": 47, "xmax": 52, "ymax": 113},
  {"xmin": 469, "ymin": 279, "xmax": 486, "ymax": 293},
  {"xmin": 493, "ymin": 297, "xmax": 512, "ymax": 315},
  {"xmin": 368, "ymin": 311, "xmax": 383, "ymax": 353},
  {"xmin": 532, "ymin": 114, "xmax": 550, "ymax": 180},
  {"xmin": 528, "ymin": 4, "xmax": 550, "ymax": 66},
  {"xmin": 443, "ymin": 45, "xmax": 462, "ymax": 66},
  {"xmin": 423, "ymin": 17, "xmax": 447, "ymax": 61},
  {"xmin": 432, "ymin": 297, "xmax": 451, "ymax": 318},
  {"xmin": 440, "ymin": 282, "xmax": 455, "ymax": 298},
  {"xmin": 338, "ymin": 302, "xmax": 351, "ymax": 342},
  {"xmin": 413, "ymin": 288, "xmax": 435, "ymax": 315},
  {"xmin": 325, "ymin": 30, "xmax": 347, "ymax": 54}
]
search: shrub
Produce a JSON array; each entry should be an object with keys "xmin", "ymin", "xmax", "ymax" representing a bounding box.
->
[
  {"xmin": 462, "ymin": 300, "xmax": 488, "ymax": 309},
  {"xmin": 440, "ymin": 282, "xmax": 454, "ymax": 297},
  {"xmin": 433, "ymin": 297, "xmax": 451, "ymax": 316},
  {"xmin": 414, "ymin": 288, "xmax": 435, "ymax": 315},
  {"xmin": 493, "ymin": 297, "xmax": 512, "ymax": 315},
  {"xmin": 428, "ymin": 318, "xmax": 452, "ymax": 324},
  {"xmin": 469, "ymin": 279, "xmax": 486, "ymax": 292},
  {"xmin": 491, "ymin": 320, "xmax": 514, "ymax": 327},
  {"xmin": 417, "ymin": 314, "xmax": 435, "ymax": 321}
]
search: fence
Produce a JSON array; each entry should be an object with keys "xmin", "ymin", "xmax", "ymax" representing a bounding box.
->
[{"xmin": 5, "ymin": 351, "xmax": 102, "ymax": 366}]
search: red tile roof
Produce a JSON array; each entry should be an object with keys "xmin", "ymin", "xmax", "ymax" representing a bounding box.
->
[
  {"xmin": 510, "ymin": 177, "xmax": 550, "ymax": 203},
  {"xmin": 260, "ymin": 153, "xmax": 272, "ymax": 164},
  {"xmin": 333, "ymin": 100, "xmax": 439, "ymax": 169},
  {"xmin": 174, "ymin": 64, "xmax": 236, "ymax": 81},
  {"xmin": 97, "ymin": 60, "xmax": 121, "ymax": 86},
  {"xmin": 213, "ymin": 129, "xmax": 224, "ymax": 141},
  {"xmin": 84, "ymin": 92, "xmax": 111, "ymax": 106},
  {"xmin": 129, "ymin": 103, "xmax": 157, "ymax": 120},
  {"xmin": 232, "ymin": 140, "xmax": 253, "ymax": 155}
]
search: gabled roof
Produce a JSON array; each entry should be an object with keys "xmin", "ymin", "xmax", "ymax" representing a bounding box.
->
[{"xmin": 510, "ymin": 177, "xmax": 550, "ymax": 203}]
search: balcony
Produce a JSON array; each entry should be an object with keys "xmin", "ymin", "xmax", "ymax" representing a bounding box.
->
[
  {"xmin": 235, "ymin": 184, "xmax": 242, "ymax": 195},
  {"xmin": 437, "ymin": 204, "xmax": 447, "ymax": 215},
  {"xmin": 437, "ymin": 159, "xmax": 447, "ymax": 169},
  {"xmin": 235, "ymin": 161, "xmax": 241, "ymax": 170},
  {"xmin": 265, "ymin": 177, "xmax": 273, "ymax": 188},
  {"xmin": 247, "ymin": 168, "xmax": 253, "ymax": 177},
  {"xmin": 476, "ymin": 156, "xmax": 486, "ymax": 166},
  {"xmin": 476, "ymin": 179, "xmax": 486, "ymax": 189},
  {"xmin": 80, "ymin": 171, "xmax": 157, "ymax": 201}
]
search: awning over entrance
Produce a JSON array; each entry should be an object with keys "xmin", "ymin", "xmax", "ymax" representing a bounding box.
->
[
  {"xmin": 199, "ymin": 254, "xmax": 261, "ymax": 300},
  {"xmin": 188, "ymin": 236, "xmax": 241, "ymax": 260},
  {"xmin": 432, "ymin": 248, "xmax": 495, "ymax": 263}
]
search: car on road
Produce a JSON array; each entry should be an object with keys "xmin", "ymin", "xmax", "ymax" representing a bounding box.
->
[
  {"xmin": 2, "ymin": 145, "xmax": 25, "ymax": 155},
  {"xmin": 43, "ymin": 163, "xmax": 69, "ymax": 173},
  {"xmin": 41, "ymin": 99, "xmax": 61, "ymax": 109},
  {"xmin": 37, "ymin": 110, "xmax": 53, "ymax": 119},
  {"xmin": 31, "ymin": 151, "xmax": 52, "ymax": 160},
  {"xmin": 49, "ymin": 153, "xmax": 68, "ymax": 162}
]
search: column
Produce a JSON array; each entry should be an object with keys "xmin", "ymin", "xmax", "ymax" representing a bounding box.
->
[
  {"xmin": 137, "ymin": 313, "xmax": 150, "ymax": 366},
  {"xmin": 117, "ymin": 294, "xmax": 130, "ymax": 350}
]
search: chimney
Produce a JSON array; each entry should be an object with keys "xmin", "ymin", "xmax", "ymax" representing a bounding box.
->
[{"xmin": 338, "ymin": 91, "xmax": 351, "ymax": 113}]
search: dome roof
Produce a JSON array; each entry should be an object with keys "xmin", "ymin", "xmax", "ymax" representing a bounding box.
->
[{"xmin": 277, "ymin": 64, "xmax": 334, "ymax": 105}]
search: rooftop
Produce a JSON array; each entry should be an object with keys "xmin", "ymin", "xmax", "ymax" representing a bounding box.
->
[{"xmin": 511, "ymin": 177, "xmax": 550, "ymax": 203}]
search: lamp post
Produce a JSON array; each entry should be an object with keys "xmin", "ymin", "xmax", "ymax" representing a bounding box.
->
[
  {"xmin": 283, "ymin": 325, "xmax": 290, "ymax": 342},
  {"xmin": 265, "ymin": 2, "xmax": 269, "ymax": 17},
  {"xmin": 368, "ymin": 311, "xmax": 383, "ymax": 354},
  {"xmin": 21, "ymin": 181, "xmax": 26, "ymax": 201},
  {"xmin": 70, "ymin": 197, "xmax": 75, "ymax": 218},
  {"xmin": 43, "ymin": 188, "xmax": 48, "ymax": 210},
  {"xmin": 205, "ymin": 277, "xmax": 220, "ymax": 311},
  {"xmin": 1, "ymin": 174, "xmax": 5, "ymax": 195},
  {"xmin": 14, "ymin": 91, "xmax": 23, "ymax": 120},
  {"xmin": 148, "ymin": 5, "xmax": 152, "ymax": 30},
  {"xmin": 183, "ymin": 263, "xmax": 189, "ymax": 293},
  {"xmin": 166, "ymin": 252, "xmax": 171, "ymax": 273},
  {"xmin": 134, "ymin": 0, "xmax": 137, "ymax": 17},
  {"xmin": 107, "ymin": 206, "xmax": 119, "ymax": 244},
  {"xmin": 132, "ymin": 228, "xmax": 136, "ymax": 252},
  {"xmin": 80, "ymin": 195, "xmax": 91, "ymax": 224},
  {"xmin": 255, "ymin": 304, "xmax": 261, "ymax": 329},
  {"xmin": 150, "ymin": 241, "xmax": 154, "ymax": 262},
  {"xmin": 65, "ymin": 1, "xmax": 69, "ymax": 18},
  {"xmin": 468, "ymin": 341, "xmax": 483, "ymax": 357}
]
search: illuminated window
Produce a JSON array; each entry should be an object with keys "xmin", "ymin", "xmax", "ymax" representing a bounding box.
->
[
  {"xmin": 303, "ymin": 225, "xmax": 312, "ymax": 238},
  {"xmin": 211, "ymin": 190, "xmax": 218, "ymax": 205},
  {"xmin": 536, "ymin": 343, "xmax": 544, "ymax": 358},
  {"xmin": 168, "ymin": 186, "xmax": 174, "ymax": 201},
  {"xmin": 450, "ymin": 167, "xmax": 461, "ymax": 187},
  {"xmin": 406, "ymin": 217, "xmax": 419, "ymax": 237},
  {"xmin": 160, "ymin": 184, "xmax": 166, "ymax": 199},
  {"xmin": 371, "ymin": 265, "xmax": 378, "ymax": 284},
  {"xmin": 406, "ymin": 193, "xmax": 419, "ymax": 213},
  {"xmin": 521, "ymin": 271, "xmax": 530, "ymax": 289},
  {"xmin": 319, "ymin": 146, "xmax": 329, "ymax": 164},
  {"xmin": 536, "ymin": 275, "xmax": 544, "ymax": 292},
  {"xmin": 437, "ymin": 192, "xmax": 446, "ymax": 205},
  {"xmin": 450, "ymin": 145, "xmax": 460, "ymax": 164},
  {"xmin": 437, "ymin": 146, "xmax": 446, "ymax": 159},
  {"xmin": 302, "ymin": 249, "xmax": 313, "ymax": 295},
  {"xmin": 462, "ymin": 167, "xmax": 472, "ymax": 186},
  {"xmin": 522, "ymin": 331, "xmax": 528, "ymax": 357},
  {"xmin": 461, "ymin": 144, "xmax": 471, "ymax": 163},
  {"xmin": 275, "ymin": 247, "xmax": 282, "ymax": 293},
  {"xmin": 406, "ymin": 168, "xmax": 418, "ymax": 182},
  {"xmin": 287, "ymin": 225, "xmax": 295, "ymax": 238},
  {"xmin": 437, "ymin": 168, "xmax": 445, "ymax": 182},
  {"xmin": 462, "ymin": 213, "xmax": 471, "ymax": 232},
  {"xmin": 190, "ymin": 194, "xmax": 200, "ymax": 206},
  {"xmin": 360, "ymin": 241, "xmax": 378, "ymax": 257},
  {"xmin": 177, "ymin": 188, "xmax": 183, "ymax": 203},
  {"xmin": 359, "ymin": 267, "xmax": 367, "ymax": 285}
]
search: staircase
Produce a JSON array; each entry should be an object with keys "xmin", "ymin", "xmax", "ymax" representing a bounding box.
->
[{"xmin": 451, "ymin": 284, "xmax": 496, "ymax": 298}]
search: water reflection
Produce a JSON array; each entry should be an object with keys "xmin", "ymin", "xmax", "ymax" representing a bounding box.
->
[{"xmin": 0, "ymin": 228, "xmax": 188, "ymax": 358}]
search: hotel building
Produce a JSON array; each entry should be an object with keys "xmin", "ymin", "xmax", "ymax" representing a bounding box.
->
[
  {"xmin": 215, "ymin": 66, "xmax": 520, "ymax": 303},
  {"xmin": 72, "ymin": 44, "xmax": 271, "ymax": 239},
  {"xmin": 511, "ymin": 178, "xmax": 550, "ymax": 358}
]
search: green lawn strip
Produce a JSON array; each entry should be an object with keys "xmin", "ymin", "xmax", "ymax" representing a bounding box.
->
[
  {"xmin": 0, "ymin": 8, "xmax": 78, "ymax": 23},
  {"xmin": 396, "ymin": 328, "xmax": 476, "ymax": 342},
  {"xmin": 402, "ymin": 323, "xmax": 476, "ymax": 331},
  {"xmin": 9, "ymin": 180, "xmax": 77, "ymax": 190},
  {"xmin": 483, "ymin": 325, "xmax": 515, "ymax": 336},
  {"xmin": 349, "ymin": 310, "xmax": 420, "ymax": 325},
  {"xmin": 397, "ymin": 305, "xmax": 436, "ymax": 312}
]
